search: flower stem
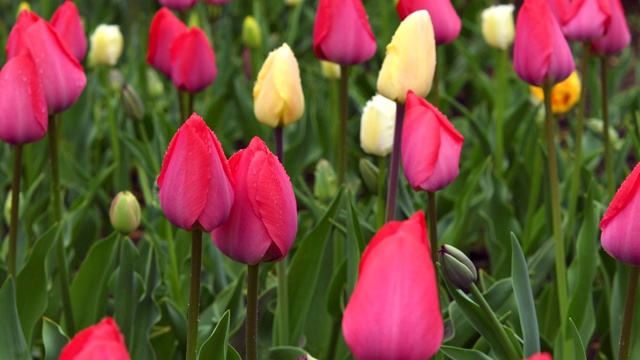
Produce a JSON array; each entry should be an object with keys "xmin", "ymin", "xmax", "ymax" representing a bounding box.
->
[
  {"xmin": 49, "ymin": 113, "xmax": 75, "ymax": 335},
  {"xmin": 338, "ymin": 65, "xmax": 349, "ymax": 184},
  {"xmin": 601, "ymin": 57, "xmax": 615, "ymax": 200},
  {"xmin": 495, "ymin": 49, "xmax": 508, "ymax": 175},
  {"xmin": 136, "ymin": 120, "xmax": 159, "ymax": 174},
  {"xmin": 432, "ymin": 61, "xmax": 440, "ymax": 108},
  {"xmin": 178, "ymin": 90, "xmax": 193, "ymax": 124},
  {"xmin": 8, "ymin": 145, "xmax": 23, "ymax": 277},
  {"xmin": 427, "ymin": 191, "xmax": 438, "ymax": 264},
  {"xmin": 385, "ymin": 103, "xmax": 406, "ymax": 222},
  {"xmin": 285, "ymin": 2, "xmax": 303, "ymax": 45},
  {"xmin": 619, "ymin": 266, "xmax": 640, "ymax": 360},
  {"xmin": 246, "ymin": 264, "xmax": 260, "ymax": 360},
  {"xmin": 377, "ymin": 156, "xmax": 387, "ymax": 229},
  {"xmin": 186, "ymin": 228, "xmax": 203, "ymax": 360}
]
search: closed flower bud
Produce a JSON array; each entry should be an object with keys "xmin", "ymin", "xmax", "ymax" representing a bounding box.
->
[
  {"xmin": 360, "ymin": 94, "xmax": 396, "ymax": 156},
  {"xmin": 285, "ymin": 0, "xmax": 302, "ymax": 5},
  {"xmin": 438, "ymin": 244, "xmax": 477, "ymax": 290},
  {"xmin": 530, "ymin": 71, "xmax": 581, "ymax": 114},
  {"xmin": 253, "ymin": 43, "xmax": 304, "ymax": 128},
  {"xmin": 396, "ymin": 0, "xmax": 461, "ymax": 45},
  {"xmin": 4, "ymin": 191, "xmax": 25, "ymax": 226},
  {"xmin": 50, "ymin": 0, "xmax": 87, "ymax": 62},
  {"xmin": 377, "ymin": 10, "xmax": 436, "ymax": 103},
  {"xmin": 562, "ymin": 0, "xmax": 611, "ymax": 41},
  {"xmin": 147, "ymin": 8, "xmax": 188, "ymax": 78},
  {"xmin": 169, "ymin": 28, "xmax": 217, "ymax": 93},
  {"xmin": 591, "ymin": 0, "xmax": 631, "ymax": 56},
  {"xmin": 313, "ymin": 159, "xmax": 338, "ymax": 203},
  {"xmin": 109, "ymin": 191, "xmax": 142, "ymax": 234},
  {"xmin": 146, "ymin": 69, "xmax": 165, "ymax": 98},
  {"xmin": 60, "ymin": 317, "xmax": 130, "ymax": 360},
  {"xmin": 481, "ymin": 4, "xmax": 515, "ymax": 50},
  {"xmin": 526, "ymin": 353, "xmax": 553, "ymax": 360},
  {"xmin": 359, "ymin": 158, "xmax": 380, "ymax": 194},
  {"xmin": 122, "ymin": 84, "xmax": 145, "ymax": 122},
  {"xmin": 159, "ymin": 0, "xmax": 197, "ymax": 11},
  {"xmin": 320, "ymin": 61, "xmax": 341, "ymax": 80},
  {"xmin": 109, "ymin": 69, "xmax": 124, "ymax": 92},
  {"xmin": 242, "ymin": 16, "xmax": 262, "ymax": 49},
  {"xmin": 88, "ymin": 24, "xmax": 124, "ymax": 66}
]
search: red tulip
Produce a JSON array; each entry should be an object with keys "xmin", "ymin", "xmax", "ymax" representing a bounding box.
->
[
  {"xmin": 0, "ymin": 52, "xmax": 48, "ymax": 145},
  {"xmin": 158, "ymin": 0, "xmax": 197, "ymax": 11},
  {"xmin": 342, "ymin": 211, "xmax": 443, "ymax": 360},
  {"xmin": 525, "ymin": 353, "xmax": 553, "ymax": 360},
  {"xmin": 212, "ymin": 137, "xmax": 297, "ymax": 265},
  {"xmin": 561, "ymin": 0, "xmax": 610, "ymax": 41},
  {"xmin": 396, "ymin": 0, "xmax": 461, "ymax": 45},
  {"xmin": 50, "ymin": 0, "xmax": 87, "ymax": 62},
  {"xmin": 402, "ymin": 91, "xmax": 464, "ymax": 192},
  {"xmin": 313, "ymin": 0, "xmax": 376, "ymax": 65},
  {"xmin": 545, "ymin": 0, "xmax": 568, "ymax": 20},
  {"xmin": 59, "ymin": 317, "xmax": 130, "ymax": 360},
  {"xmin": 147, "ymin": 8, "xmax": 188, "ymax": 78},
  {"xmin": 6, "ymin": 11, "xmax": 86, "ymax": 114},
  {"xmin": 158, "ymin": 113, "xmax": 234, "ymax": 232},
  {"xmin": 513, "ymin": 0, "xmax": 575, "ymax": 86},
  {"xmin": 170, "ymin": 28, "xmax": 217, "ymax": 93},
  {"xmin": 600, "ymin": 162, "xmax": 640, "ymax": 266},
  {"xmin": 591, "ymin": 0, "xmax": 631, "ymax": 55}
]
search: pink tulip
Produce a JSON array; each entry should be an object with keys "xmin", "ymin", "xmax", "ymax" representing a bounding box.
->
[
  {"xmin": 402, "ymin": 91, "xmax": 464, "ymax": 192},
  {"xmin": 545, "ymin": 0, "xmax": 568, "ymax": 20},
  {"xmin": 0, "ymin": 52, "xmax": 48, "ymax": 145},
  {"xmin": 158, "ymin": 113, "xmax": 234, "ymax": 232},
  {"xmin": 342, "ymin": 211, "xmax": 443, "ymax": 360},
  {"xmin": 59, "ymin": 317, "xmax": 130, "ymax": 360},
  {"xmin": 525, "ymin": 353, "xmax": 553, "ymax": 360},
  {"xmin": 170, "ymin": 28, "xmax": 217, "ymax": 93},
  {"xmin": 158, "ymin": 0, "xmax": 197, "ymax": 11},
  {"xmin": 313, "ymin": 0, "xmax": 377, "ymax": 65},
  {"xmin": 600, "ymin": 162, "xmax": 640, "ymax": 266},
  {"xmin": 212, "ymin": 137, "xmax": 297, "ymax": 265},
  {"xmin": 513, "ymin": 0, "xmax": 575, "ymax": 86},
  {"xmin": 147, "ymin": 8, "xmax": 188, "ymax": 78},
  {"xmin": 561, "ymin": 0, "xmax": 610, "ymax": 41},
  {"xmin": 50, "ymin": 0, "xmax": 87, "ymax": 62},
  {"xmin": 395, "ymin": 0, "xmax": 461, "ymax": 45},
  {"xmin": 204, "ymin": 0, "xmax": 230, "ymax": 4},
  {"xmin": 591, "ymin": 0, "xmax": 631, "ymax": 55},
  {"xmin": 6, "ymin": 11, "xmax": 86, "ymax": 114}
]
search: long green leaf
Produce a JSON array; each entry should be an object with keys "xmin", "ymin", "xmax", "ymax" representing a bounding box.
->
[
  {"xmin": 199, "ymin": 310, "xmax": 231, "ymax": 360},
  {"xmin": 510, "ymin": 233, "xmax": 540, "ymax": 356},
  {"xmin": 569, "ymin": 318, "xmax": 586, "ymax": 360},
  {"xmin": 42, "ymin": 317, "xmax": 69, "ymax": 360},
  {"xmin": 0, "ymin": 278, "xmax": 30, "ymax": 360},
  {"xmin": 440, "ymin": 345, "xmax": 494, "ymax": 360}
]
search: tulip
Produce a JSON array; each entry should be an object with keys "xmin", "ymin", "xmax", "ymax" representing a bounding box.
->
[
  {"xmin": 439, "ymin": 244, "xmax": 477, "ymax": 291},
  {"xmin": 253, "ymin": 43, "xmax": 304, "ymax": 128},
  {"xmin": 204, "ymin": 0, "xmax": 231, "ymax": 4},
  {"xmin": 513, "ymin": 0, "xmax": 575, "ymax": 86},
  {"xmin": 313, "ymin": 159, "xmax": 338, "ymax": 203},
  {"xmin": 158, "ymin": 113, "xmax": 234, "ymax": 232},
  {"xmin": 591, "ymin": 0, "xmax": 631, "ymax": 55},
  {"xmin": 147, "ymin": 8, "xmax": 188, "ymax": 78},
  {"xmin": 109, "ymin": 191, "xmax": 142, "ymax": 234},
  {"xmin": 530, "ymin": 70, "xmax": 581, "ymax": 114},
  {"xmin": 168, "ymin": 28, "xmax": 217, "ymax": 93},
  {"xmin": 6, "ymin": 11, "xmax": 86, "ymax": 114},
  {"xmin": 600, "ymin": 162, "xmax": 640, "ymax": 266},
  {"xmin": 312, "ymin": 0, "xmax": 376, "ymax": 65},
  {"xmin": 377, "ymin": 10, "xmax": 436, "ymax": 103},
  {"xmin": 481, "ymin": 4, "xmax": 515, "ymax": 50},
  {"xmin": 360, "ymin": 94, "xmax": 396, "ymax": 156},
  {"xmin": 88, "ymin": 24, "xmax": 124, "ymax": 66},
  {"xmin": 561, "ymin": 0, "xmax": 610, "ymax": 41},
  {"xmin": 158, "ymin": 0, "xmax": 197, "ymax": 11},
  {"xmin": 525, "ymin": 353, "xmax": 553, "ymax": 360},
  {"xmin": 402, "ymin": 91, "xmax": 463, "ymax": 192},
  {"xmin": 122, "ymin": 84, "xmax": 145, "ymax": 122},
  {"xmin": 342, "ymin": 211, "xmax": 443, "ymax": 359},
  {"xmin": 0, "ymin": 52, "xmax": 48, "ymax": 145},
  {"xmin": 50, "ymin": 0, "xmax": 87, "ymax": 62},
  {"xmin": 242, "ymin": 16, "xmax": 262, "ymax": 49},
  {"xmin": 395, "ymin": 0, "xmax": 461, "ymax": 45},
  {"xmin": 59, "ymin": 317, "xmax": 130, "ymax": 360},
  {"xmin": 212, "ymin": 137, "xmax": 297, "ymax": 265}
]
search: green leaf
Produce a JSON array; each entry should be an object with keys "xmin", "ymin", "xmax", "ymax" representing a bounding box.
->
[
  {"xmin": 268, "ymin": 346, "xmax": 308, "ymax": 360},
  {"xmin": 0, "ymin": 278, "xmax": 30, "ymax": 360},
  {"xmin": 114, "ymin": 236, "xmax": 139, "ymax": 349},
  {"xmin": 131, "ymin": 243, "xmax": 161, "ymax": 360},
  {"xmin": 42, "ymin": 317, "xmax": 69, "ymax": 360},
  {"xmin": 227, "ymin": 345, "xmax": 242, "ymax": 360},
  {"xmin": 346, "ymin": 196, "xmax": 364, "ymax": 295},
  {"xmin": 325, "ymin": 259, "xmax": 346, "ymax": 318},
  {"xmin": 510, "ymin": 233, "xmax": 540, "ymax": 356},
  {"xmin": 198, "ymin": 310, "xmax": 231, "ymax": 360},
  {"xmin": 569, "ymin": 318, "xmax": 587, "ymax": 360},
  {"xmin": 440, "ymin": 345, "xmax": 494, "ymax": 360}
]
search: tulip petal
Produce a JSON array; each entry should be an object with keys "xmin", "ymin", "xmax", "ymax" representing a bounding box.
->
[
  {"xmin": 50, "ymin": 0, "xmax": 87, "ymax": 62},
  {"xmin": 60, "ymin": 318, "xmax": 129, "ymax": 360},
  {"xmin": 419, "ymin": 113, "xmax": 463, "ymax": 191},
  {"xmin": 5, "ymin": 11, "xmax": 39, "ymax": 59},
  {"xmin": 159, "ymin": 0, "xmax": 197, "ymax": 11},
  {"xmin": 592, "ymin": 0, "xmax": 631, "ymax": 55},
  {"xmin": 147, "ymin": 8, "xmax": 188, "ymax": 78},
  {"xmin": 396, "ymin": 0, "xmax": 461, "ymax": 45},
  {"xmin": 170, "ymin": 28, "xmax": 217, "ymax": 93},
  {"xmin": 562, "ymin": 0, "xmax": 610, "ymax": 41},
  {"xmin": 402, "ymin": 93, "xmax": 441, "ymax": 189}
]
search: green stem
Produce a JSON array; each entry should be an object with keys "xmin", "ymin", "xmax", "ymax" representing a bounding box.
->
[
  {"xmin": 618, "ymin": 266, "xmax": 640, "ymax": 360},
  {"xmin": 432, "ymin": 62, "xmax": 440, "ymax": 108},
  {"xmin": 377, "ymin": 156, "xmax": 387, "ymax": 229},
  {"xmin": 495, "ymin": 49, "xmax": 508, "ymax": 174},
  {"xmin": 427, "ymin": 191, "xmax": 438, "ymax": 264},
  {"xmin": 469, "ymin": 283, "xmax": 521, "ymax": 360},
  {"xmin": 285, "ymin": 2, "xmax": 303, "ymax": 45},
  {"xmin": 273, "ymin": 127, "xmax": 289, "ymax": 346},
  {"xmin": 108, "ymin": 100, "xmax": 121, "ymax": 169},
  {"xmin": 8, "ymin": 145, "xmax": 23, "ymax": 277},
  {"xmin": 338, "ymin": 65, "xmax": 349, "ymax": 184},
  {"xmin": 385, "ymin": 103, "xmax": 406, "ymax": 222},
  {"xmin": 327, "ymin": 315, "xmax": 341, "ymax": 360},
  {"xmin": 49, "ymin": 113, "xmax": 75, "ymax": 335},
  {"xmin": 567, "ymin": 43, "xmax": 590, "ymax": 237},
  {"xmin": 246, "ymin": 264, "xmax": 260, "ymax": 360},
  {"xmin": 165, "ymin": 220, "xmax": 182, "ymax": 308},
  {"xmin": 523, "ymin": 148, "xmax": 543, "ymax": 252},
  {"xmin": 186, "ymin": 228, "xmax": 203, "ymax": 360},
  {"xmin": 601, "ymin": 57, "xmax": 615, "ymax": 200},
  {"xmin": 136, "ymin": 120, "xmax": 159, "ymax": 174},
  {"xmin": 542, "ymin": 84, "xmax": 569, "ymax": 342},
  {"xmin": 178, "ymin": 90, "xmax": 193, "ymax": 124}
]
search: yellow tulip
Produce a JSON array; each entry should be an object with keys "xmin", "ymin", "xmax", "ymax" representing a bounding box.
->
[
  {"xmin": 377, "ymin": 10, "xmax": 436, "ymax": 104},
  {"xmin": 530, "ymin": 71, "xmax": 581, "ymax": 114},
  {"xmin": 481, "ymin": 5, "xmax": 515, "ymax": 50},
  {"xmin": 88, "ymin": 24, "xmax": 124, "ymax": 66},
  {"xmin": 253, "ymin": 43, "xmax": 305, "ymax": 127}
]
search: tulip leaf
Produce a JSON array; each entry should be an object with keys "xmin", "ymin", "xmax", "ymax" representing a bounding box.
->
[
  {"xmin": 510, "ymin": 233, "xmax": 540, "ymax": 357},
  {"xmin": 440, "ymin": 345, "xmax": 494, "ymax": 360},
  {"xmin": 114, "ymin": 235, "xmax": 140, "ymax": 349},
  {"xmin": 0, "ymin": 278, "xmax": 30, "ymax": 360},
  {"xmin": 569, "ymin": 318, "xmax": 587, "ymax": 360},
  {"xmin": 42, "ymin": 317, "xmax": 69, "ymax": 360},
  {"xmin": 346, "ymin": 196, "xmax": 364, "ymax": 294},
  {"xmin": 198, "ymin": 310, "xmax": 230, "ymax": 360},
  {"xmin": 325, "ymin": 259, "xmax": 346, "ymax": 318},
  {"xmin": 130, "ymin": 244, "xmax": 161, "ymax": 360},
  {"xmin": 227, "ymin": 345, "xmax": 241, "ymax": 360},
  {"xmin": 267, "ymin": 346, "xmax": 308, "ymax": 360}
]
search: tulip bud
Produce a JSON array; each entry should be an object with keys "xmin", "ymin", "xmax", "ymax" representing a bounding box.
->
[
  {"xmin": 359, "ymin": 158, "xmax": 380, "ymax": 194},
  {"xmin": 50, "ymin": 0, "xmax": 87, "ymax": 62},
  {"xmin": 360, "ymin": 94, "xmax": 396, "ymax": 157},
  {"xmin": 313, "ymin": 159, "xmax": 338, "ymax": 203},
  {"xmin": 438, "ymin": 244, "xmax": 477, "ymax": 290},
  {"xmin": 286, "ymin": 0, "xmax": 302, "ymax": 5},
  {"xmin": 320, "ymin": 61, "xmax": 341, "ymax": 80},
  {"xmin": 395, "ymin": 0, "xmax": 461, "ymax": 45},
  {"xmin": 169, "ymin": 28, "xmax": 217, "ymax": 93},
  {"xmin": 122, "ymin": 84, "xmax": 145, "ymax": 122},
  {"xmin": 59, "ymin": 317, "xmax": 130, "ymax": 359},
  {"xmin": 88, "ymin": 24, "xmax": 124, "ymax": 66},
  {"xmin": 109, "ymin": 191, "xmax": 142, "ymax": 234},
  {"xmin": 146, "ymin": 69, "xmax": 165, "ymax": 98},
  {"xmin": 561, "ymin": 0, "xmax": 610, "ymax": 41},
  {"xmin": 17, "ymin": 2, "xmax": 31, "ymax": 17},
  {"xmin": 159, "ymin": 0, "xmax": 197, "ymax": 11},
  {"xmin": 109, "ymin": 69, "xmax": 124, "ymax": 92},
  {"xmin": 147, "ymin": 8, "xmax": 188, "ymax": 78},
  {"xmin": 591, "ymin": 0, "xmax": 631, "ymax": 56},
  {"xmin": 253, "ymin": 43, "xmax": 305, "ymax": 128},
  {"xmin": 530, "ymin": 71, "xmax": 581, "ymax": 114},
  {"xmin": 481, "ymin": 4, "xmax": 515, "ymax": 50},
  {"xmin": 242, "ymin": 16, "xmax": 262, "ymax": 49},
  {"xmin": 4, "ymin": 191, "xmax": 24, "ymax": 225},
  {"xmin": 525, "ymin": 352, "xmax": 553, "ymax": 360},
  {"xmin": 377, "ymin": 10, "xmax": 436, "ymax": 103}
]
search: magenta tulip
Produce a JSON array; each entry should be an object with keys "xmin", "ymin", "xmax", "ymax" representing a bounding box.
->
[
  {"xmin": 402, "ymin": 91, "xmax": 464, "ymax": 192},
  {"xmin": 147, "ymin": 8, "xmax": 188, "ymax": 78},
  {"xmin": 50, "ymin": 0, "xmax": 87, "ymax": 62},
  {"xmin": 600, "ymin": 162, "xmax": 640, "ymax": 266},
  {"xmin": 591, "ymin": 0, "xmax": 631, "ymax": 55},
  {"xmin": 513, "ymin": 0, "xmax": 575, "ymax": 86},
  {"xmin": 313, "ymin": 0, "xmax": 377, "ymax": 65},
  {"xmin": 342, "ymin": 211, "xmax": 443, "ymax": 359},
  {"xmin": 158, "ymin": 113, "xmax": 234, "ymax": 232},
  {"xmin": 212, "ymin": 137, "xmax": 297, "ymax": 265},
  {"xmin": 562, "ymin": 0, "xmax": 611, "ymax": 41},
  {"xmin": 545, "ymin": 0, "xmax": 568, "ymax": 20},
  {"xmin": 395, "ymin": 0, "xmax": 461, "ymax": 45},
  {"xmin": 170, "ymin": 28, "xmax": 217, "ymax": 93},
  {"xmin": 59, "ymin": 318, "xmax": 130, "ymax": 360},
  {"xmin": 158, "ymin": 0, "xmax": 197, "ymax": 11},
  {"xmin": 526, "ymin": 353, "xmax": 553, "ymax": 360},
  {"xmin": 0, "ymin": 52, "xmax": 48, "ymax": 145}
]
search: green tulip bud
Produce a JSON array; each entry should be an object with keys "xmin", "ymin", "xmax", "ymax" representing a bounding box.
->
[
  {"xmin": 242, "ymin": 16, "xmax": 262, "ymax": 49},
  {"xmin": 122, "ymin": 84, "xmax": 145, "ymax": 122},
  {"xmin": 359, "ymin": 158, "xmax": 380, "ymax": 194},
  {"xmin": 313, "ymin": 159, "xmax": 338, "ymax": 203},
  {"xmin": 146, "ymin": 68, "xmax": 165, "ymax": 98},
  {"xmin": 109, "ymin": 191, "xmax": 141, "ymax": 234},
  {"xmin": 109, "ymin": 69, "xmax": 124, "ymax": 93},
  {"xmin": 439, "ymin": 244, "xmax": 477, "ymax": 290},
  {"xmin": 4, "ymin": 191, "xmax": 24, "ymax": 226}
]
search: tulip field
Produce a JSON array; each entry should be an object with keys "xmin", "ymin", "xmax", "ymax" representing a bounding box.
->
[{"xmin": 1, "ymin": 0, "xmax": 640, "ymax": 359}]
